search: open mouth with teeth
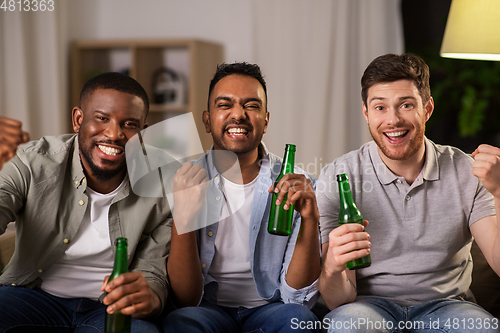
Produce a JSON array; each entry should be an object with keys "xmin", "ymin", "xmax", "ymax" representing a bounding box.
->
[
  {"xmin": 384, "ymin": 130, "xmax": 409, "ymax": 144},
  {"xmin": 97, "ymin": 144, "xmax": 123, "ymax": 157},
  {"xmin": 226, "ymin": 127, "xmax": 249, "ymax": 138}
]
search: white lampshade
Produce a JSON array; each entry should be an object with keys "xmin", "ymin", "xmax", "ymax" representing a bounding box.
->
[{"xmin": 441, "ymin": 0, "xmax": 500, "ymax": 61}]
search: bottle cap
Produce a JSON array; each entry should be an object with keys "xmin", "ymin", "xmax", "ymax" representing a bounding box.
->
[
  {"xmin": 336, "ymin": 173, "xmax": 348, "ymax": 182},
  {"xmin": 116, "ymin": 238, "xmax": 128, "ymax": 246}
]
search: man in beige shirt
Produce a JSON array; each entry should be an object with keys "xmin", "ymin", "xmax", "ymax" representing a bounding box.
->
[{"xmin": 0, "ymin": 73, "xmax": 171, "ymax": 332}]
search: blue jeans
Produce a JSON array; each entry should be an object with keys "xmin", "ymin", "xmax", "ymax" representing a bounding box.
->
[
  {"xmin": 323, "ymin": 296, "xmax": 499, "ymax": 333},
  {"xmin": 0, "ymin": 286, "xmax": 161, "ymax": 333},
  {"xmin": 162, "ymin": 299, "xmax": 321, "ymax": 333}
]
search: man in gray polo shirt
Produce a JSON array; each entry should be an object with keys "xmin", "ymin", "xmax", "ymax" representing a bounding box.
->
[{"xmin": 317, "ymin": 53, "xmax": 500, "ymax": 332}]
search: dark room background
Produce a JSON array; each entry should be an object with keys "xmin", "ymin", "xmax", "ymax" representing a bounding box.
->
[{"xmin": 402, "ymin": 0, "xmax": 500, "ymax": 153}]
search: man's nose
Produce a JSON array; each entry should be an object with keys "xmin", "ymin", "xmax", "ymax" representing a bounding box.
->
[
  {"xmin": 103, "ymin": 121, "xmax": 125, "ymax": 141},
  {"xmin": 387, "ymin": 108, "xmax": 402, "ymax": 124},
  {"xmin": 229, "ymin": 104, "xmax": 247, "ymax": 120}
]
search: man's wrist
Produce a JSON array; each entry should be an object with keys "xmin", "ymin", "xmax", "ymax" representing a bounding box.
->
[
  {"xmin": 299, "ymin": 216, "xmax": 320, "ymax": 234},
  {"xmin": 148, "ymin": 292, "xmax": 162, "ymax": 318}
]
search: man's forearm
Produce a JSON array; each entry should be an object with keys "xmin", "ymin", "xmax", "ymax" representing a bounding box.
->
[
  {"xmin": 167, "ymin": 223, "xmax": 203, "ymax": 307},
  {"xmin": 491, "ymin": 199, "xmax": 500, "ymax": 275},
  {"xmin": 319, "ymin": 268, "xmax": 357, "ymax": 310},
  {"xmin": 285, "ymin": 216, "xmax": 321, "ymax": 289}
]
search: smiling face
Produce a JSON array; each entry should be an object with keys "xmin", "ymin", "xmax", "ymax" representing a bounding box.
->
[
  {"xmin": 363, "ymin": 79, "xmax": 434, "ymax": 161},
  {"xmin": 203, "ymin": 74, "xmax": 269, "ymax": 155},
  {"xmin": 72, "ymin": 88, "xmax": 147, "ymax": 192}
]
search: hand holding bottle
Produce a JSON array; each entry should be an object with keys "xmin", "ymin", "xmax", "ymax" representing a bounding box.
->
[
  {"xmin": 268, "ymin": 173, "xmax": 318, "ymax": 221},
  {"xmin": 335, "ymin": 174, "xmax": 371, "ymax": 269},
  {"xmin": 268, "ymin": 144, "xmax": 319, "ymax": 235},
  {"xmin": 101, "ymin": 271, "xmax": 161, "ymax": 318},
  {"xmin": 324, "ymin": 220, "xmax": 371, "ymax": 275}
]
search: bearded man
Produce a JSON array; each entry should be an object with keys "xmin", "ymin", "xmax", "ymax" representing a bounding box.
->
[
  {"xmin": 317, "ymin": 53, "xmax": 500, "ymax": 333},
  {"xmin": 0, "ymin": 72, "xmax": 171, "ymax": 332}
]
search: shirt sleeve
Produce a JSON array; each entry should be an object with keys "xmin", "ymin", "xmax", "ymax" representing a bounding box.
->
[
  {"xmin": 317, "ymin": 163, "xmax": 341, "ymax": 244},
  {"xmin": 280, "ymin": 273, "xmax": 319, "ymax": 308},
  {"xmin": 0, "ymin": 155, "xmax": 29, "ymax": 234},
  {"xmin": 278, "ymin": 210, "xmax": 320, "ymax": 308},
  {"xmin": 279, "ymin": 175, "xmax": 320, "ymax": 308},
  {"xmin": 469, "ymin": 178, "xmax": 496, "ymax": 227},
  {"xmin": 128, "ymin": 204, "xmax": 172, "ymax": 315}
]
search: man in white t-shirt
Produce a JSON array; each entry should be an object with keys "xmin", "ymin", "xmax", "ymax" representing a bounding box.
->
[
  {"xmin": 0, "ymin": 73, "xmax": 171, "ymax": 332},
  {"xmin": 163, "ymin": 62, "xmax": 322, "ymax": 333}
]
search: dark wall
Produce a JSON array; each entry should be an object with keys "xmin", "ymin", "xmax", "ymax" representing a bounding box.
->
[
  {"xmin": 402, "ymin": 0, "xmax": 451, "ymax": 49},
  {"xmin": 402, "ymin": 0, "xmax": 500, "ymax": 153}
]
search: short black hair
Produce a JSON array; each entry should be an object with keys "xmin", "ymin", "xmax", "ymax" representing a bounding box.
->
[
  {"xmin": 361, "ymin": 53, "xmax": 431, "ymax": 106},
  {"xmin": 80, "ymin": 72, "xmax": 149, "ymax": 118},
  {"xmin": 207, "ymin": 62, "xmax": 267, "ymax": 111}
]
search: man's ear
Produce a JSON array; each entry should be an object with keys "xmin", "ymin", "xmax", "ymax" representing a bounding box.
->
[
  {"xmin": 362, "ymin": 103, "xmax": 369, "ymax": 124},
  {"xmin": 202, "ymin": 110, "xmax": 211, "ymax": 133},
  {"xmin": 263, "ymin": 111, "xmax": 269, "ymax": 134},
  {"xmin": 424, "ymin": 97, "xmax": 434, "ymax": 122},
  {"xmin": 72, "ymin": 107, "xmax": 83, "ymax": 133}
]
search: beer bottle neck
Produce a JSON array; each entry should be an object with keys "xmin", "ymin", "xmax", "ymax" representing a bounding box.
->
[
  {"xmin": 111, "ymin": 239, "xmax": 128, "ymax": 280},
  {"xmin": 281, "ymin": 149, "xmax": 295, "ymax": 175},
  {"xmin": 338, "ymin": 179, "xmax": 355, "ymax": 210}
]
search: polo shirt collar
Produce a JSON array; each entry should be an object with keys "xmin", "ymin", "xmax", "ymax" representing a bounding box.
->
[
  {"xmin": 369, "ymin": 136, "xmax": 439, "ymax": 185},
  {"xmin": 421, "ymin": 137, "xmax": 439, "ymax": 181}
]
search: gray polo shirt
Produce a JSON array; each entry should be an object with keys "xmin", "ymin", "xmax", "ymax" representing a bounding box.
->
[{"xmin": 317, "ymin": 137, "xmax": 495, "ymax": 306}]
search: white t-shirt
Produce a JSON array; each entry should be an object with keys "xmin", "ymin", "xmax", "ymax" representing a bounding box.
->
[
  {"xmin": 40, "ymin": 181, "xmax": 124, "ymax": 300},
  {"xmin": 208, "ymin": 172, "xmax": 268, "ymax": 308}
]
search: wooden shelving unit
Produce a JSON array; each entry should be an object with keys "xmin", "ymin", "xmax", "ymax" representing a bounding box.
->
[{"xmin": 70, "ymin": 39, "xmax": 223, "ymax": 151}]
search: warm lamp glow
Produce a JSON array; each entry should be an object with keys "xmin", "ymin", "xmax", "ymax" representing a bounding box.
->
[{"xmin": 440, "ymin": 0, "xmax": 500, "ymax": 61}]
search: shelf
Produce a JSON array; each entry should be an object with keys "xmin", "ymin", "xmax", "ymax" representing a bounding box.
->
[
  {"xmin": 149, "ymin": 104, "xmax": 189, "ymax": 113},
  {"xmin": 71, "ymin": 38, "xmax": 223, "ymax": 152}
]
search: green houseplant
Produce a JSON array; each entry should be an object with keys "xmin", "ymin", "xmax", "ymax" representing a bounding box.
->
[{"xmin": 429, "ymin": 56, "xmax": 500, "ymax": 137}]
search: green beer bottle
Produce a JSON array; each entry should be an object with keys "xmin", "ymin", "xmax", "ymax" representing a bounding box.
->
[
  {"xmin": 268, "ymin": 144, "xmax": 296, "ymax": 236},
  {"xmin": 105, "ymin": 238, "xmax": 131, "ymax": 333},
  {"xmin": 337, "ymin": 173, "xmax": 371, "ymax": 269}
]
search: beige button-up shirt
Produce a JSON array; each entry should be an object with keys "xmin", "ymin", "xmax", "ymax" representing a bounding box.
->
[{"xmin": 0, "ymin": 134, "xmax": 172, "ymax": 312}]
